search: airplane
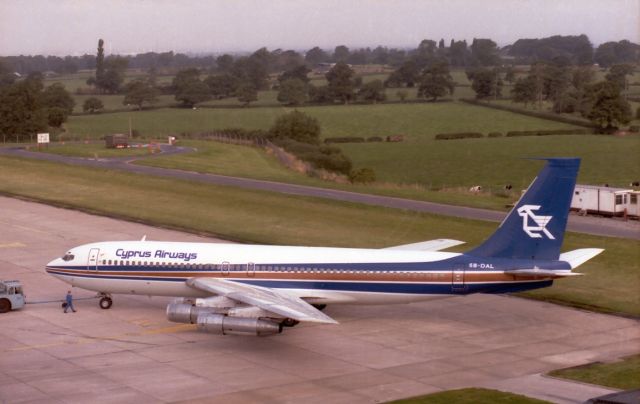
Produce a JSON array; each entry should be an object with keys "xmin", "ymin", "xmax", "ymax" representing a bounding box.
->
[{"xmin": 45, "ymin": 158, "xmax": 603, "ymax": 336}]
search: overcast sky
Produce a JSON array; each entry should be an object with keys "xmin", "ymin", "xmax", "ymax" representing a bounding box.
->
[{"xmin": 0, "ymin": 0, "xmax": 638, "ymax": 56}]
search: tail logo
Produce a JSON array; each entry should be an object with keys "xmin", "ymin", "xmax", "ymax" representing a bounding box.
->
[{"xmin": 517, "ymin": 205, "xmax": 555, "ymax": 239}]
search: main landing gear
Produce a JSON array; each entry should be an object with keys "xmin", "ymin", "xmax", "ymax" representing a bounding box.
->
[{"xmin": 97, "ymin": 293, "xmax": 113, "ymax": 309}]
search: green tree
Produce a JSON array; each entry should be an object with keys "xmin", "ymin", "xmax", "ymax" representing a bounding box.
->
[
  {"xmin": 41, "ymin": 83, "xmax": 75, "ymax": 126},
  {"xmin": 0, "ymin": 76, "xmax": 47, "ymax": 140},
  {"xmin": 99, "ymin": 57, "xmax": 128, "ymax": 93},
  {"xmin": 41, "ymin": 83, "xmax": 75, "ymax": 115},
  {"xmin": 204, "ymin": 74, "xmax": 238, "ymax": 99},
  {"xmin": 470, "ymin": 38, "xmax": 500, "ymax": 66},
  {"xmin": 216, "ymin": 54, "xmax": 234, "ymax": 73},
  {"xmin": 583, "ymin": 81, "xmax": 631, "ymax": 130},
  {"xmin": 123, "ymin": 79, "xmax": 159, "ymax": 110},
  {"xmin": 83, "ymin": 97, "xmax": 104, "ymax": 113},
  {"xmin": 269, "ymin": 110, "xmax": 320, "ymax": 144},
  {"xmin": 386, "ymin": 59, "xmax": 420, "ymax": 87},
  {"xmin": 358, "ymin": 79, "xmax": 386, "ymax": 103},
  {"xmin": 87, "ymin": 39, "xmax": 105, "ymax": 89},
  {"xmin": 308, "ymin": 84, "xmax": 333, "ymax": 103},
  {"xmin": 173, "ymin": 68, "xmax": 211, "ymax": 107},
  {"xmin": 470, "ymin": 68, "xmax": 503, "ymax": 100},
  {"xmin": 0, "ymin": 60, "xmax": 16, "ymax": 88},
  {"xmin": 511, "ymin": 76, "xmax": 538, "ymax": 107},
  {"xmin": 605, "ymin": 64, "xmax": 635, "ymax": 91},
  {"xmin": 417, "ymin": 61, "xmax": 455, "ymax": 101},
  {"xmin": 236, "ymin": 83, "xmax": 258, "ymax": 106},
  {"xmin": 305, "ymin": 47, "xmax": 329, "ymax": 65},
  {"xmin": 325, "ymin": 62, "xmax": 356, "ymax": 104},
  {"xmin": 333, "ymin": 45, "xmax": 350, "ymax": 62},
  {"xmin": 277, "ymin": 78, "xmax": 308, "ymax": 106},
  {"xmin": 47, "ymin": 107, "xmax": 66, "ymax": 127},
  {"xmin": 278, "ymin": 65, "xmax": 310, "ymax": 84}
]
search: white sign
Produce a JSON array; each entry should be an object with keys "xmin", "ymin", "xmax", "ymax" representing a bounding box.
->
[{"xmin": 37, "ymin": 133, "xmax": 50, "ymax": 144}]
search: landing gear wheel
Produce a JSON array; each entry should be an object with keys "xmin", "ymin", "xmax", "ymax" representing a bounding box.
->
[
  {"xmin": 0, "ymin": 298, "xmax": 11, "ymax": 313},
  {"xmin": 99, "ymin": 297, "xmax": 113, "ymax": 309}
]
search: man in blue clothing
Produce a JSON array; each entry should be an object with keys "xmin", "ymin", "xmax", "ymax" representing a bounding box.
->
[{"xmin": 64, "ymin": 290, "xmax": 76, "ymax": 313}]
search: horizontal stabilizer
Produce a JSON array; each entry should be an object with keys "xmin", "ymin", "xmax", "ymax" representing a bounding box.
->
[
  {"xmin": 385, "ymin": 239, "xmax": 465, "ymax": 251},
  {"xmin": 559, "ymin": 248, "xmax": 604, "ymax": 269},
  {"xmin": 508, "ymin": 268, "xmax": 582, "ymax": 278}
]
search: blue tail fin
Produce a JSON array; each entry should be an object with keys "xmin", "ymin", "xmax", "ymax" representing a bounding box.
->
[{"xmin": 468, "ymin": 158, "xmax": 580, "ymax": 260}]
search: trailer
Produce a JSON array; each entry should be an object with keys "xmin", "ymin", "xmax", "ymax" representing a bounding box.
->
[
  {"xmin": 0, "ymin": 280, "xmax": 25, "ymax": 313},
  {"xmin": 105, "ymin": 134, "xmax": 129, "ymax": 149},
  {"xmin": 571, "ymin": 184, "xmax": 636, "ymax": 217}
]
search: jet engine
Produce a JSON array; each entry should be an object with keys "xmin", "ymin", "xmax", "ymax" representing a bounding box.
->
[{"xmin": 166, "ymin": 302, "xmax": 282, "ymax": 336}]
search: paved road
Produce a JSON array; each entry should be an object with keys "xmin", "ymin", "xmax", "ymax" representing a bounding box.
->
[
  {"xmin": 1, "ymin": 197, "xmax": 636, "ymax": 404},
  {"xmin": 1, "ymin": 145, "xmax": 638, "ymax": 240}
]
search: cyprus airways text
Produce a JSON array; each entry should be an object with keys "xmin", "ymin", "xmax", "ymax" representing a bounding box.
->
[{"xmin": 116, "ymin": 249, "xmax": 198, "ymax": 262}]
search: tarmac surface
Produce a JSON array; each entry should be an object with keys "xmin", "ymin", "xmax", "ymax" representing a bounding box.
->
[
  {"xmin": 1, "ymin": 145, "xmax": 638, "ymax": 240},
  {"xmin": 1, "ymin": 196, "xmax": 639, "ymax": 404}
]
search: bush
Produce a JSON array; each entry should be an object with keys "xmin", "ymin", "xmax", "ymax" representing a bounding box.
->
[
  {"xmin": 367, "ymin": 136, "xmax": 383, "ymax": 142},
  {"xmin": 435, "ymin": 132, "xmax": 484, "ymax": 140},
  {"xmin": 349, "ymin": 168, "xmax": 376, "ymax": 184},
  {"xmin": 636, "ymin": 106, "xmax": 640, "ymax": 119},
  {"xmin": 324, "ymin": 137, "xmax": 365, "ymax": 144},
  {"xmin": 488, "ymin": 132, "xmax": 502, "ymax": 137},
  {"xmin": 506, "ymin": 129, "xmax": 593, "ymax": 137},
  {"xmin": 269, "ymin": 110, "xmax": 321, "ymax": 145},
  {"xmin": 459, "ymin": 98, "xmax": 595, "ymax": 128},
  {"xmin": 630, "ymin": 126, "xmax": 640, "ymax": 133},
  {"xmin": 273, "ymin": 138, "xmax": 353, "ymax": 175}
]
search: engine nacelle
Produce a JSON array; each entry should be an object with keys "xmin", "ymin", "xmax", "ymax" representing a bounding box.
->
[
  {"xmin": 197, "ymin": 313, "xmax": 282, "ymax": 336},
  {"xmin": 166, "ymin": 302, "xmax": 212, "ymax": 324}
]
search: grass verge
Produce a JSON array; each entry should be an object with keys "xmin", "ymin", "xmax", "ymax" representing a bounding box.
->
[
  {"xmin": 548, "ymin": 355, "xmax": 640, "ymax": 390},
  {"xmin": 388, "ymin": 388, "xmax": 551, "ymax": 404}
]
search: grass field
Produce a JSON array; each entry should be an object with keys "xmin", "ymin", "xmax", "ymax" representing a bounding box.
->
[
  {"xmin": 66, "ymin": 102, "xmax": 580, "ymax": 139},
  {"xmin": 0, "ymin": 155, "xmax": 638, "ymax": 317},
  {"xmin": 389, "ymin": 388, "xmax": 551, "ymax": 404},
  {"xmin": 339, "ymin": 134, "xmax": 640, "ymax": 189},
  {"xmin": 43, "ymin": 140, "xmax": 514, "ymax": 211},
  {"xmin": 64, "ymin": 101, "xmax": 639, "ymax": 191},
  {"xmin": 548, "ymin": 355, "xmax": 640, "ymax": 390}
]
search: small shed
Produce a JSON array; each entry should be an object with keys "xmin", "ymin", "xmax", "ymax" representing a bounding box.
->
[
  {"xmin": 105, "ymin": 134, "xmax": 129, "ymax": 149},
  {"xmin": 571, "ymin": 184, "xmax": 633, "ymax": 217}
]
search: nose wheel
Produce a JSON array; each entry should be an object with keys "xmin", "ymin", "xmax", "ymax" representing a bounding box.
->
[{"xmin": 97, "ymin": 293, "xmax": 113, "ymax": 309}]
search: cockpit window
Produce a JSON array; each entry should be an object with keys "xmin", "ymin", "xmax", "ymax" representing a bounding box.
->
[{"xmin": 62, "ymin": 253, "xmax": 75, "ymax": 261}]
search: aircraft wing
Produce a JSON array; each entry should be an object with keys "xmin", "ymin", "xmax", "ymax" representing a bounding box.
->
[
  {"xmin": 187, "ymin": 278, "xmax": 338, "ymax": 324},
  {"xmin": 384, "ymin": 239, "xmax": 465, "ymax": 251}
]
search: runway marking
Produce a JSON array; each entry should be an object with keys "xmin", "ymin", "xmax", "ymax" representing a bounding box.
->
[{"xmin": 0, "ymin": 242, "xmax": 26, "ymax": 248}]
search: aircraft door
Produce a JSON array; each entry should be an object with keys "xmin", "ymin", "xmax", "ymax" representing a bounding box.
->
[
  {"xmin": 247, "ymin": 262, "xmax": 255, "ymax": 277},
  {"xmin": 221, "ymin": 261, "xmax": 230, "ymax": 276},
  {"xmin": 87, "ymin": 248, "xmax": 100, "ymax": 270},
  {"xmin": 451, "ymin": 268, "xmax": 466, "ymax": 292}
]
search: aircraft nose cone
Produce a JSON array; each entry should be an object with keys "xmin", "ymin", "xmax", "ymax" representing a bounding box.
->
[{"xmin": 46, "ymin": 257, "xmax": 63, "ymax": 268}]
